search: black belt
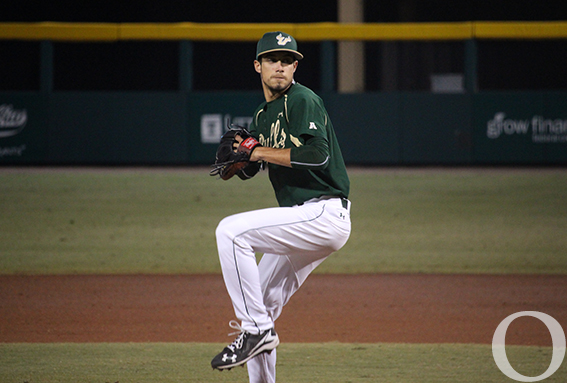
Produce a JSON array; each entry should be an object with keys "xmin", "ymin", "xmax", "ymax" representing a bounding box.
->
[{"xmin": 298, "ymin": 196, "xmax": 350, "ymax": 211}]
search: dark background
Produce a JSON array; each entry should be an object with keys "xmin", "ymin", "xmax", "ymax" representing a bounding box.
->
[
  {"xmin": 2, "ymin": 0, "xmax": 565, "ymax": 23},
  {"xmin": 1, "ymin": 0, "xmax": 566, "ymax": 91}
]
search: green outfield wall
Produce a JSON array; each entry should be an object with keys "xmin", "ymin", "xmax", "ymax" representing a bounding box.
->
[
  {"xmin": 2, "ymin": 21, "xmax": 566, "ymax": 165},
  {"xmin": 1, "ymin": 91, "xmax": 566, "ymax": 165}
]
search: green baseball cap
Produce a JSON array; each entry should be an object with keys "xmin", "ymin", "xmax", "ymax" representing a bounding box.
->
[{"xmin": 256, "ymin": 31, "xmax": 304, "ymax": 60}]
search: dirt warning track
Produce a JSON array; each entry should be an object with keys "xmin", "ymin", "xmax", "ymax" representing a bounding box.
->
[{"xmin": 1, "ymin": 274, "xmax": 566, "ymax": 346}]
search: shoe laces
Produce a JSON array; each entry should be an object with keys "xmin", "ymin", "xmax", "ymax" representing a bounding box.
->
[{"xmin": 226, "ymin": 320, "xmax": 246, "ymax": 352}]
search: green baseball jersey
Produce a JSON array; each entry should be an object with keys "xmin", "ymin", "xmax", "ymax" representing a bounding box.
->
[{"xmin": 249, "ymin": 83, "xmax": 350, "ymax": 207}]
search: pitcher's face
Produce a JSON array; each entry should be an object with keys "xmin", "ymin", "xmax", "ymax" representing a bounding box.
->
[{"xmin": 255, "ymin": 52, "xmax": 298, "ymax": 94}]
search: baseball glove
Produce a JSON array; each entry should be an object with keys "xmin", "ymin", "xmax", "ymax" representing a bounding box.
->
[{"xmin": 210, "ymin": 126, "xmax": 262, "ymax": 180}]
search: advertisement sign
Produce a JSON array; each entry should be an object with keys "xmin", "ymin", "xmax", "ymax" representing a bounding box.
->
[
  {"xmin": 0, "ymin": 94, "xmax": 48, "ymax": 163},
  {"xmin": 187, "ymin": 92, "xmax": 263, "ymax": 164},
  {"xmin": 473, "ymin": 93, "xmax": 567, "ymax": 164}
]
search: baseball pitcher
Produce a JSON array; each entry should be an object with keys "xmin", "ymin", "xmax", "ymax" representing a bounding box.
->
[{"xmin": 210, "ymin": 31, "xmax": 351, "ymax": 383}]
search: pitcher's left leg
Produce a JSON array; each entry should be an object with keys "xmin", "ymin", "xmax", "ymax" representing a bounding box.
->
[
  {"xmin": 246, "ymin": 251, "xmax": 328, "ymax": 383},
  {"xmin": 247, "ymin": 349, "xmax": 277, "ymax": 383}
]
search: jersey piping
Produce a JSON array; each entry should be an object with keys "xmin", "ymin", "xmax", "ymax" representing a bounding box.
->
[{"xmin": 290, "ymin": 155, "xmax": 330, "ymax": 168}]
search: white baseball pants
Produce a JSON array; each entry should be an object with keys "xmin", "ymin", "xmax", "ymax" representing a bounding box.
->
[{"xmin": 215, "ymin": 197, "xmax": 351, "ymax": 383}]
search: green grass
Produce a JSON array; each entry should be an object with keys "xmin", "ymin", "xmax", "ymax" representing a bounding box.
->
[
  {"xmin": 0, "ymin": 169, "xmax": 274, "ymax": 274},
  {"xmin": 1, "ymin": 167, "xmax": 566, "ymax": 274},
  {"xmin": 1, "ymin": 342, "xmax": 565, "ymax": 383},
  {"xmin": 325, "ymin": 168, "xmax": 567, "ymax": 274}
]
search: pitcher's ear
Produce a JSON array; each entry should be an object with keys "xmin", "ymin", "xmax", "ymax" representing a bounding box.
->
[{"xmin": 254, "ymin": 60, "xmax": 261, "ymax": 74}]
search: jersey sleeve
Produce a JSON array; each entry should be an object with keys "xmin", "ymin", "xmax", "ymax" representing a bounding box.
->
[
  {"xmin": 288, "ymin": 92, "xmax": 331, "ymax": 170},
  {"xmin": 287, "ymin": 92, "xmax": 328, "ymax": 138}
]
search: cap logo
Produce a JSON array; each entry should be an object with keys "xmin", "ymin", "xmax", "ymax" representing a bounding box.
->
[{"xmin": 276, "ymin": 33, "xmax": 292, "ymax": 46}]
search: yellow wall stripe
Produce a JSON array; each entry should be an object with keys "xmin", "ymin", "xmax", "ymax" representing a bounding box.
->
[
  {"xmin": 119, "ymin": 23, "xmax": 295, "ymax": 40},
  {"xmin": 474, "ymin": 21, "xmax": 567, "ymax": 39},
  {"xmin": 0, "ymin": 22, "xmax": 119, "ymax": 41},
  {"xmin": 295, "ymin": 22, "xmax": 474, "ymax": 41},
  {"xmin": 1, "ymin": 21, "xmax": 566, "ymax": 41}
]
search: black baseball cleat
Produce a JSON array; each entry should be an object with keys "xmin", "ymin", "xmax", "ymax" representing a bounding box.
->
[{"xmin": 211, "ymin": 321, "xmax": 280, "ymax": 370}]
